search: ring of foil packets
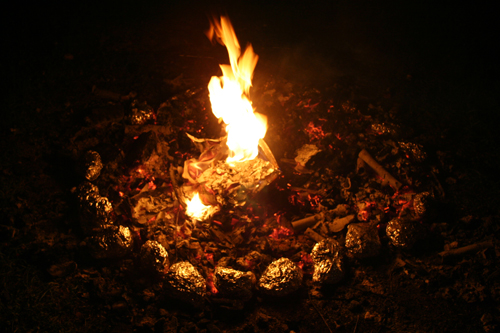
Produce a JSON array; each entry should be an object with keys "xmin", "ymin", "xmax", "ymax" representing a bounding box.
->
[
  {"xmin": 165, "ymin": 261, "xmax": 206, "ymax": 305},
  {"xmin": 213, "ymin": 266, "xmax": 255, "ymax": 301},
  {"xmin": 386, "ymin": 218, "xmax": 419, "ymax": 249},
  {"xmin": 86, "ymin": 225, "xmax": 133, "ymax": 259},
  {"xmin": 345, "ymin": 223, "xmax": 381, "ymax": 259},
  {"xmin": 311, "ymin": 238, "xmax": 345, "ymax": 284},
  {"xmin": 139, "ymin": 240, "xmax": 170, "ymax": 276},
  {"xmin": 83, "ymin": 150, "xmax": 103, "ymax": 181},
  {"xmin": 258, "ymin": 257, "xmax": 303, "ymax": 296},
  {"xmin": 77, "ymin": 182, "xmax": 114, "ymax": 233}
]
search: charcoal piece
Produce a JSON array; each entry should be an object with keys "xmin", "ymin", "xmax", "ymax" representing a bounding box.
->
[
  {"xmin": 77, "ymin": 182, "xmax": 113, "ymax": 233},
  {"xmin": 386, "ymin": 218, "xmax": 419, "ymax": 249},
  {"xmin": 399, "ymin": 141, "xmax": 427, "ymax": 162},
  {"xmin": 214, "ymin": 266, "xmax": 255, "ymax": 301},
  {"xmin": 83, "ymin": 150, "xmax": 103, "ymax": 181},
  {"xmin": 130, "ymin": 100, "xmax": 154, "ymax": 125},
  {"xmin": 345, "ymin": 223, "xmax": 381, "ymax": 259},
  {"xmin": 165, "ymin": 261, "xmax": 206, "ymax": 305},
  {"xmin": 311, "ymin": 238, "xmax": 345, "ymax": 284},
  {"xmin": 125, "ymin": 131, "xmax": 157, "ymax": 166},
  {"xmin": 413, "ymin": 192, "xmax": 431, "ymax": 217},
  {"xmin": 87, "ymin": 225, "xmax": 133, "ymax": 259},
  {"xmin": 139, "ymin": 240, "xmax": 169, "ymax": 276},
  {"xmin": 258, "ymin": 258, "xmax": 303, "ymax": 296}
]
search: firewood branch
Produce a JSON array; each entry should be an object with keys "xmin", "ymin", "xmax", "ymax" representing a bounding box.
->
[
  {"xmin": 438, "ymin": 240, "xmax": 494, "ymax": 258},
  {"xmin": 358, "ymin": 149, "xmax": 402, "ymax": 190}
]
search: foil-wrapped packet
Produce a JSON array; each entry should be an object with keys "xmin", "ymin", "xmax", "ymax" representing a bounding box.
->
[
  {"xmin": 214, "ymin": 266, "xmax": 256, "ymax": 301},
  {"xmin": 165, "ymin": 261, "xmax": 206, "ymax": 305},
  {"xmin": 86, "ymin": 225, "xmax": 133, "ymax": 259},
  {"xmin": 258, "ymin": 258, "xmax": 303, "ymax": 296},
  {"xmin": 413, "ymin": 192, "xmax": 431, "ymax": 217},
  {"xmin": 399, "ymin": 142, "xmax": 427, "ymax": 163},
  {"xmin": 311, "ymin": 238, "xmax": 345, "ymax": 284},
  {"xmin": 371, "ymin": 122, "xmax": 399, "ymax": 136},
  {"xmin": 139, "ymin": 240, "xmax": 169, "ymax": 276},
  {"xmin": 345, "ymin": 223, "xmax": 381, "ymax": 259},
  {"xmin": 77, "ymin": 182, "xmax": 113, "ymax": 233},
  {"xmin": 130, "ymin": 100, "xmax": 155, "ymax": 125},
  {"xmin": 386, "ymin": 218, "xmax": 419, "ymax": 249},
  {"xmin": 83, "ymin": 150, "xmax": 103, "ymax": 181}
]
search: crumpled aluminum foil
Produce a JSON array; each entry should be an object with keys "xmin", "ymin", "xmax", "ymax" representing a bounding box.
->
[
  {"xmin": 311, "ymin": 238, "xmax": 345, "ymax": 284},
  {"xmin": 84, "ymin": 150, "xmax": 103, "ymax": 181},
  {"xmin": 386, "ymin": 218, "xmax": 419, "ymax": 249},
  {"xmin": 399, "ymin": 142, "xmax": 427, "ymax": 162},
  {"xmin": 77, "ymin": 182, "xmax": 113, "ymax": 233},
  {"xmin": 130, "ymin": 100, "xmax": 154, "ymax": 125},
  {"xmin": 371, "ymin": 122, "xmax": 399, "ymax": 136},
  {"xmin": 214, "ymin": 266, "xmax": 255, "ymax": 301},
  {"xmin": 345, "ymin": 223, "xmax": 381, "ymax": 259},
  {"xmin": 165, "ymin": 261, "xmax": 206, "ymax": 305},
  {"xmin": 258, "ymin": 257, "xmax": 303, "ymax": 296},
  {"xmin": 413, "ymin": 191, "xmax": 431, "ymax": 217},
  {"xmin": 139, "ymin": 240, "xmax": 169, "ymax": 276},
  {"xmin": 86, "ymin": 225, "xmax": 133, "ymax": 259}
]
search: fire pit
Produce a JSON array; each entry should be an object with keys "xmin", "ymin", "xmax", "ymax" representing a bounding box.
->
[{"xmin": 73, "ymin": 15, "xmax": 446, "ymax": 310}]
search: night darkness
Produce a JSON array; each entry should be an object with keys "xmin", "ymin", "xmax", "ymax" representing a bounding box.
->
[{"xmin": 2, "ymin": 1, "xmax": 500, "ymax": 332}]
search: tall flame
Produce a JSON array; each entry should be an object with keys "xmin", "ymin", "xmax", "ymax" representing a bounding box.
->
[{"xmin": 207, "ymin": 16, "xmax": 267, "ymax": 163}]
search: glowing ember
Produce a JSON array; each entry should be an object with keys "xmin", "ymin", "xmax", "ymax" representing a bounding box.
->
[
  {"xmin": 207, "ymin": 16, "xmax": 267, "ymax": 163},
  {"xmin": 185, "ymin": 192, "xmax": 216, "ymax": 221}
]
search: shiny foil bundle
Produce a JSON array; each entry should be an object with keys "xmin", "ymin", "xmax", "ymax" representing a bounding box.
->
[
  {"xmin": 165, "ymin": 261, "xmax": 206, "ymax": 305},
  {"xmin": 311, "ymin": 238, "xmax": 345, "ymax": 284},
  {"xmin": 386, "ymin": 218, "xmax": 419, "ymax": 249},
  {"xmin": 77, "ymin": 182, "xmax": 113, "ymax": 233},
  {"xmin": 86, "ymin": 225, "xmax": 133, "ymax": 259},
  {"xmin": 139, "ymin": 240, "xmax": 169, "ymax": 276},
  {"xmin": 371, "ymin": 122, "xmax": 399, "ymax": 136},
  {"xmin": 83, "ymin": 150, "xmax": 103, "ymax": 181},
  {"xmin": 345, "ymin": 223, "xmax": 381, "ymax": 259},
  {"xmin": 413, "ymin": 192, "xmax": 431, "ymax": 217},
  {"xmin": 214, "ymin": 266, "xmax": 256, "ymax": 301},
  {"xmin": 130, "ymin": 100, "xmax": 154, "ymax": 125},
  {"xmin": 399, "ymin": 141, "xmax": 427, "ymax": 162},
  {"xmin": 258, "ymin": 258, "xmax": 303, "ymax": 296}
]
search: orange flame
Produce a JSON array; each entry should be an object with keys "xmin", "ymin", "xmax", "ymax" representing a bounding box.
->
[
  {"xmin": 185, "ymin": 193, "xmax": 213, "ymax": 221},
  {"xmin": 207, "ymin": 16, "xmax": 267, "ymax": 163}
]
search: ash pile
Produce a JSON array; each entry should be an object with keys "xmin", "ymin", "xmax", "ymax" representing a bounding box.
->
[{"xmin": 71, "ymin": 80, "xmax": 443, "ymax": 309}]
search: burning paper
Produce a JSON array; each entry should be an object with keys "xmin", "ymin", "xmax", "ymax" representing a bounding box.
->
[{"xmin": 182, "ymin": 16, "xmax": 279, "ymax": 219}]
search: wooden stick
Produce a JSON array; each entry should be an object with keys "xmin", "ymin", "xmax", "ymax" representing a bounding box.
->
[
  {"xmin": 291, "ymin": 204, "xmax": 351, "ymax": 231},
  {"xmin": 358, "ymin": 149, "xmax": 402, "ymax": 190},
  {"xmin": 438, "ymin": 240, "xmax": 494, "ymax": 258},
  {"xmin": 292, "ymin": 214, "xmax": 322, "ymax": 231}
]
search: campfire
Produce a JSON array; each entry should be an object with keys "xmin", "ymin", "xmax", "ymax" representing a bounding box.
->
[{"xmin": 75, "ymin": 15, "xmax": 444, "ymax": 309}]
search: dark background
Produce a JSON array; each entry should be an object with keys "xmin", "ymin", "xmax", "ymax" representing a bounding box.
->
[{"xmin": 2, "ymin": 1, "xmax": 499, "ymax": 332}]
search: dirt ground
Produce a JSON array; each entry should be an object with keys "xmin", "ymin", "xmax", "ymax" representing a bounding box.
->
[{"xmin": 2, "ymin": 1, "xmax": 499, "ymax": 332}]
